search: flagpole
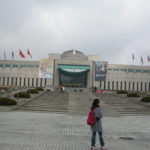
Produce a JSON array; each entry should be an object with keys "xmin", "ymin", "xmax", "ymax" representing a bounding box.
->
[{"xmin": 4, "ymin": 50, "xmax": 6, "ymax": 61}]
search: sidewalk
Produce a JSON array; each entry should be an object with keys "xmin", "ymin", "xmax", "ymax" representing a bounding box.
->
[{"xmin": 0, "ymin": 112, "xmax": 149, "ymax": 150}]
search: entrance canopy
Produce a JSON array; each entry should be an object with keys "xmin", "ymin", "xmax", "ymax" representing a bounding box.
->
[{"xmin": 58, "ymin": 64, "xmax": 90, "ymax": 73}]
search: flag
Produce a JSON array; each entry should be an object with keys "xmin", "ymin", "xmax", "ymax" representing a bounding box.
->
[
  {"xmin": 132, "ymin": 54, "xmax": 134, "ymax": 60},
  {"xmin": 19, "ymin": 50, "xmax": 25, "ymax": 58},
  {"xmin": 148, "ymin": 56, "xmax": 150, "ymax": 61},
  {"xmin": 141, "ymin": 56, "xmax": 143, "ymax": 64},
  {"xmin": 27, "ymin": 49, "xmax": 32, "ymax": 58},
  {"xmin": 4, "ymin": 50, "xmax": 6, "ymax": 60},
  {"xmin": 12, "ymin": 51, "xmax": 14, "ymax": 60}
]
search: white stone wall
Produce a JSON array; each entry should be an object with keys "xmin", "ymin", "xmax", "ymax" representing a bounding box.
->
[
  {"xmin": 0, "ymin": 60, "xmax": 48, "ymax": 87},
  {"xmin": 94, "ymin": 64, "xmax": 150, "ymax": 91}
]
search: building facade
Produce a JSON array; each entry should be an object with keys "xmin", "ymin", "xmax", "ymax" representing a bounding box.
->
[{"xmin": 0, "ymin": 50, "xmax": 150, "ymax": 91}]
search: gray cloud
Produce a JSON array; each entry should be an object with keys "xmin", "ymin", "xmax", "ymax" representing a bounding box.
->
[{"xmin": 0, "ymin": 0, "xmax": 150, "ymax": 65}]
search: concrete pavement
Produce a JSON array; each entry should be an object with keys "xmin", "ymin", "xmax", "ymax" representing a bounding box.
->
[{"xmin": 0, "ymin": 111, "xmax": 150, "ymax": 150}]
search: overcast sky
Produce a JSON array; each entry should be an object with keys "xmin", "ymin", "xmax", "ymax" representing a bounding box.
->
[{"xmin": 0, "ymin": 0, "xmax": 150, "ymax": 65}]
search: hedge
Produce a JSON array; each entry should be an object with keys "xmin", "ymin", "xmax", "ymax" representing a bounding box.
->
[
  {"xmin": 141, "ymin": 97, "xmax": 150, "ymax": 103},
  {"xmin": 0, "ymin": 97, "xmax": 17, "ymax": 106},
  {"xmin": 27, "ymin": 89, "xmax": 38, "ymax": 94},
  {"xmin": 14, "ymin": 92, "xmax": 31, "ymax": 98},
  {"xmin": 127, "ymin": 92, "xmax": 140, "ymax": 97},
  {"xmin": 117, "ymin": 90, "xmax": 128, "ymax": 94},
  {"xmin": 35, "ymin": 87, "xmax": 44, "ymax": 91}
]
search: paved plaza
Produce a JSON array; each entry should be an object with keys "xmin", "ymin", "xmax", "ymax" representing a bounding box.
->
[
  {"xmin": 0, "ymin": 91, "xmax": 150, "ymax": 150},
  {"xmin": 0, "ymin": 112, "xmax": 150, "ymax": 150}
]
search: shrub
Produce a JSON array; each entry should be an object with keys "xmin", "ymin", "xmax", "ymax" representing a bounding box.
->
[
  {"xmin": 0, "ymin": 97, "xmax": 17, "ymax": 106},
  {"xmin": 127, "ymin": 92, "xmax": 140, "ymax": 97},
  {"xmin": 117, "ymin": 90, "xmax": 128, "ymax": 94},
  {"xmin": 46, "ymin": 89, "xmax": 51, "ymax": 92},
  {"xmin": 14, "ymin": 92, "xmax": 31, "ymax": 98},
  {"xmin": 35, "ymin": 87, "xmax": 44, "ymax": 91},
  {"xmin": 141, "ymin": 97, "xmax": 150, "ymax": 103},
  {"xmin": 27, "ymin": 89, "xmax": 38, "ymax": 94}
]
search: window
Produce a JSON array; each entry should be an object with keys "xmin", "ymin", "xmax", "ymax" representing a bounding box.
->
[
  {"xmin": 120, "ymin": 82, "xmax": 122, "ymax": 90},
  {"xmin": 24, "ymin": 78, "xmax": 26, "ymax": 86},
  {"xmin": 107, "ymin": 68, "xmax": 112, "ymax": 71},
  {"xmin": 28, "ymin": 78, "xmax": 30, "ymax": 86},
  {"xmin": 40, "ymin": 78, "xmax": 42, "ymax": 87},
  {"xmin": 28, "ymin": 65, "xmax": 34, "ymax": 68},
  {"xmin": 35, "ymin": 65, "xmax": 39, "ymax": 68},
  {"xmin": 116, "ymin": 81, "xmax": 118, "ymax": 90},
  {"xmin": 104, "ymin": 81, "xmax": 106, "ymax": 90},
  {"xmin": 136, "ymin": 69, "xmax": 141, "ymax": 73},
  {"xmin": 45, "ymin": 79, "xmax": 47, "ymax": 86},
  {"xmin": 36, "ymin": 78, "xmax": 38, "ymax": 87},
  {"xmin": 129, "ymin": 82, "xmax": 131, "ymax": 90},
  {"xmin": 124, "ymin": 82, "xmax": 126, "ymax": 90},
  {"xmin": 108, "ymin": 81, "xmax": 110, "ymax": 90},
  {"xmin": 112, "ymin": 81, "xmax": 114, "ymax": 90},
  {"xmin": 128, "ymin": 69, "xmax": 134, "ymax": 72},
  {"xmin": 5, "ymin": 64, "xmax": 11, "ymax": 68},
  {"xmin": 20, "ymin": 65, "xmax": 26, "ymax": 68},
  {"xmin": 19, "ymin": 77, "xmax": 22, "ymax": 86},
  {"xmin": 113, "ymin": 68, "xmax": 119, "ymax": 71},
  {"xmin": 15, "ymin": 77, "xmax": 17, "ymax": 86},
  {"xmin": 133, "ymin": 82, "xmax": 135, "ymax": 91},
  {"xmin": 137, "ymin": 82, "xmax": 139, "ymax": 91},
  {"xmin": 143, "ymin": 70, "xmax": 149, "ymax": 73},
  {"xmin": 12, "ymin": 64, "xmax": 18, "ymax": 68},
  {"xmin": 7, "ymin": 77, "xmax": 9, "ymax": 86},
  {"xmin": 11, "ymin": 77, "xmax": 13, "ymax": 86},
  {"xmin": 0, "ymin": 64, "xmax": 4, "ymax": 67},
  {"xmin": 120, "ymin": 69, "xmax": 127, "ymax": 72},
  {"xmin": 141, "ymin": 82, "xmax": 143, "ymax": 91},
  {"xmin": 3, "ymin": 77, "xmax": 5, "ymax": 85},
  {"xmin": 32, "ymin": 78, "xmax": 34, "ymax": 87}
]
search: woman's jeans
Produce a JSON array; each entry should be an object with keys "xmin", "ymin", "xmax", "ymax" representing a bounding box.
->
[{"xmin": 91, "ymin": 131, "xmax": 105, "ymax": 147}]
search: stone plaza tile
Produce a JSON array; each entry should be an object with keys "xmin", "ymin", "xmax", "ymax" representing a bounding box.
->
[{"xmin": 0, "ymin": 112, "xmax": 150, "ymax": 150}]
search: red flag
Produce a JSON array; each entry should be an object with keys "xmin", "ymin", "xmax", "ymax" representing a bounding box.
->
[
  {"xmin": 19, "ymin": 50, "xmax": 25, "ymax": 58},
  {"xmin": 27, "ymin": 49, "xmax": 32, "ymax": 58}
]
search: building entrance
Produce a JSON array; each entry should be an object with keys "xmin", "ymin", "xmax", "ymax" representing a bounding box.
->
[{"xmin": 58, "ymin": 65, "xmax": 90, "ymax": 88}]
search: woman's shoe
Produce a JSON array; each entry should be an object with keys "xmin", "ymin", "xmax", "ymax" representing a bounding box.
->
[
  {"xmin": 100, "ymin": 146, "xmax": 108, "ymax": 149},
  {"xmin": 91, "ymin": 146, "xmax": 97, "ymax": 150}
]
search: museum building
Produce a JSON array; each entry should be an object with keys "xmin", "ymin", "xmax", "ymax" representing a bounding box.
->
[{"xmin": 0, "ymin": 50, "xmax": 150, "ymax": 92}]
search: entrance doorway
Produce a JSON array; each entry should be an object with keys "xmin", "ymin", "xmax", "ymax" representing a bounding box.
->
[{"xmin": 58, "ymin": 65, "xmax": 90, "ymax": 88}]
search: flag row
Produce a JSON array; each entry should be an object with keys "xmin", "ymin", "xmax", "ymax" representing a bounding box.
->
[
  {"xmin": 132, "ymin": 54, "xmax": 150, "ymax": 64},
  {"xmin": 2, "ymin": 49, "xmax": 32, "ymax": 60}
]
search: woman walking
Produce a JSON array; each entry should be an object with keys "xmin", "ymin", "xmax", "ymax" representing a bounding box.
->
[{"xmin": 89, "ymin": 98, "xmax": 107, "ymax": 150}]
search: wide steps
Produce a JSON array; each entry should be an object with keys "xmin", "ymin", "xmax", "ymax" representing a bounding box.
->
[
  {"xmin": 16, "ymin": 92, "xmax": 69, "ymax": 113},
  {"xmin": 95, "ymin": 93, "xmax": 150, "ymax": 116}
]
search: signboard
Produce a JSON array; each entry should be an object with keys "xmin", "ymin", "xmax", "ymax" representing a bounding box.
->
[
  {"xmin": 95, "ymin": 61, "xmax": 108, "ymax": 81},
  {"xmin": 39, "ymin": 59, "xmax": 53, "ymax": 78}
]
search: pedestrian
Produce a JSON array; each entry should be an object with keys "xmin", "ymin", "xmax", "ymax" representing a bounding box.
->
[
  {"xmin": 94, "ymin": 86, "xmax": 97, "ymax": 92},
  {"xmin": 62, "ymin": 86, "xmax": 65, "ymax": 93},
  {"xmin": 89, "ymin": 98, "xmax": 107, "ymax": 150}
]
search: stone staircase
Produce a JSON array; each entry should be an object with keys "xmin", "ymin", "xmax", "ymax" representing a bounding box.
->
[
  {"xmin": 95, "ymin": 93, "xmax": 150, "ymax": 116},
  {"xmin": 16, "ymin": 92, "xmax": 69, "ymax": 113}
]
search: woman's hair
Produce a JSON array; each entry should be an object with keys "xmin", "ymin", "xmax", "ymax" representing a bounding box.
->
[{"xmin": 91, "ymin": 98, "xmax": 100, "ymax": 110}]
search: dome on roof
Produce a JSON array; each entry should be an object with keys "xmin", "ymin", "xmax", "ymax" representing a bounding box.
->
[{"xmin": 61, "ymin": 49, "xmax": 88, "ymax": 60}]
